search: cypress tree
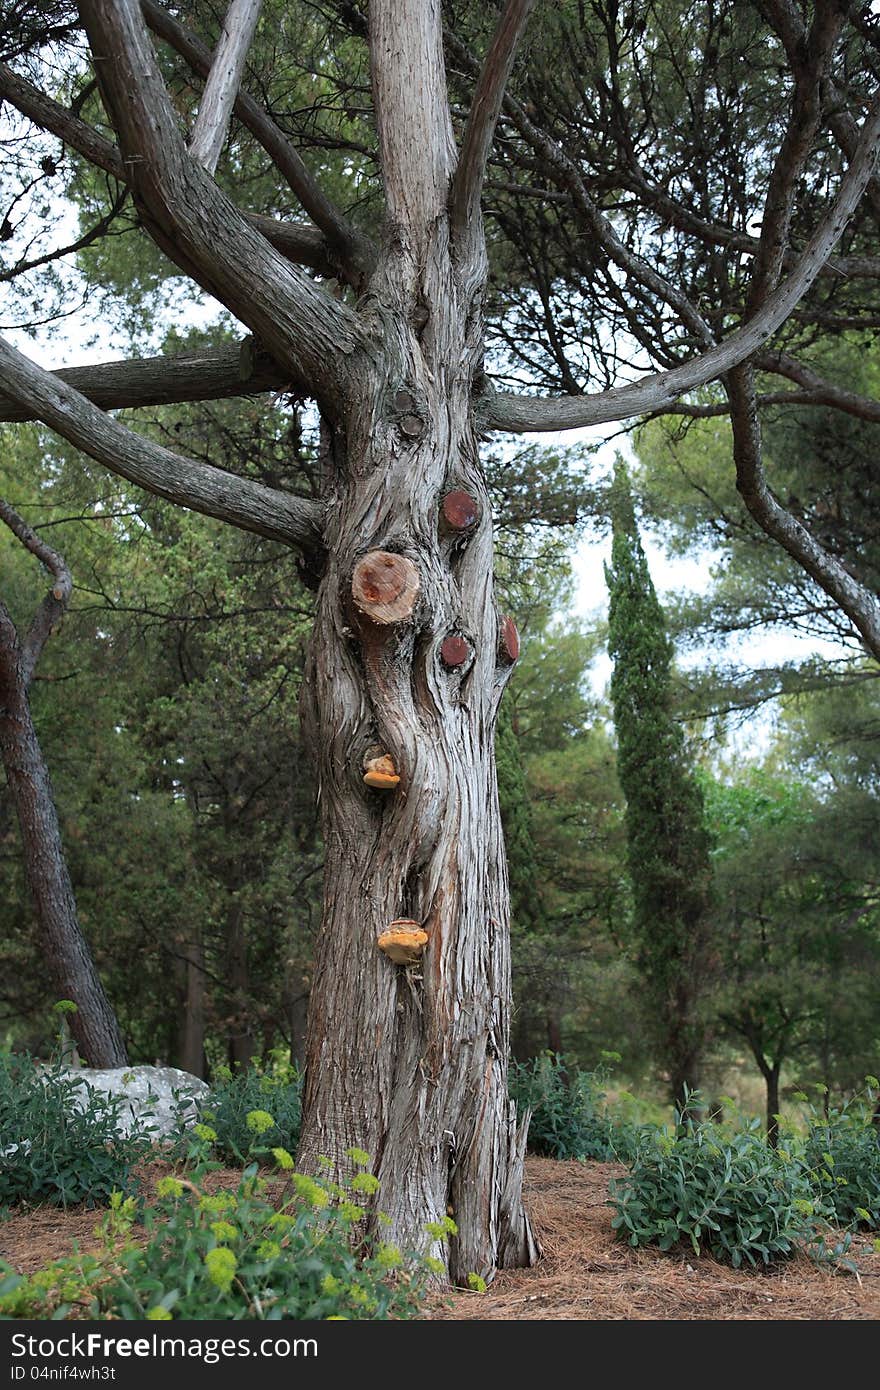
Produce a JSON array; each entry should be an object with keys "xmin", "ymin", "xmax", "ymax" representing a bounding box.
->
[{"xmin": 604, "ymin": 463, "xmax": 715, "ymax": 1109}]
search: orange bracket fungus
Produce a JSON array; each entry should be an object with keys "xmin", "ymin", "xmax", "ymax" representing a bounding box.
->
[
  {"xmin": 440, "ymin": 489, "xmax": 480, "ymax": 534},
  {"xmin": 498, "ymin": 615, "xmax": 520, "ymax": 665},
  {"xmin": 377, "ymin": 921, "xmax": 429, "ymax": 965},
  {"xmin": 352, "ymin": 551, "xmax": 420, "ymax": 626},
  {"xmin": 363, "ymin": 752, "xmax": 400, "ymax": 790},
  {"xmin": 440, "ymin": 633, "xmax": 472, "ymax": 669}
]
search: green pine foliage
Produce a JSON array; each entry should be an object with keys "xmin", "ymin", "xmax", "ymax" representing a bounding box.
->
[{"xmin": 604, "ymin": 463, "xmax": 715, "ymax": 1105}]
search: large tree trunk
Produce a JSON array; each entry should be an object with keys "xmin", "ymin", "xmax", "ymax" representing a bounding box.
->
[
  {"xmin": 294, "ymin": 2, "xmax": 538, "ymax": 1280},
  {"xmin": 0, "ymin": 644, "xmax": 127, "ymax": 1067},
  {"xmin": 297, "ymin": 271, "xmax": 537, "ymax": 1280}
]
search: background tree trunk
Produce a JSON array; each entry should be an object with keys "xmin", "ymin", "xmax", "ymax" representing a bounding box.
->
[
  {"xmin": 0, "ymin": 644, "xmax": 127, "ymax": 1067},
  {"xmin": 176, "ymin": 935, "xmax": 206, "ymax": 1077}
]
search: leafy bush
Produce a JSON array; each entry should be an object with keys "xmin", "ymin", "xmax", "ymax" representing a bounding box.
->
[
  {"xmin": 801, "ymin": 1082, "xmax": 880, "ymax": 1230},
  {"xmin": 609, "ymin": 1098, "xmax": 832, "ymax": 1268},
  {"xmin": 509, "ymin": 1053, "xmax": 638, "ymax": 1161},
  {"xmin": 0, "ymin": 1152, "xmax": 439, "ymax": 1321},
  {"xmin": 0, "ymin": 1054, "xmax": 150, "ymax": 1209},
  {"xmin": 197, "ymin": 1061, "xmax": 302, "ymax": 1166}
]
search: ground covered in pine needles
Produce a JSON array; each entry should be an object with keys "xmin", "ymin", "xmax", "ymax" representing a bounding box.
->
[{"xmin": 1, "ymin": 1157, "xmax": 878, "ymax": 1321}]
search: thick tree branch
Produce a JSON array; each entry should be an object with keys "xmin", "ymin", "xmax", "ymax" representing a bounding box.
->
[
  {"xmin": 728, "ymin": 364, "xmax": 880, "ymax": 661},
  {"xmin": 0, "ymin": 497, "xmax": 72, "ymax": 687},
  {"xmin": 78, "ymin": 0, "xmax": 362, "ymax": 405},
  {"xmin": 0, "ymin": 339, "xmax": 291, "ymax": 422},
  {"xmin": 0, "ymin": 63, "xmax": 339, "ymax": 276},
  {"xmin": 451, "ymin": 0, "xmax": 535, "ymax": 276},
  {"xmin": 141, "ymin": 0, "xmax": 374, "ymax": 282},
  {"xmin": 645, "ymin": 389, "xmax": 850, "ymax": 421},
  {"xmin": 188, "ymin": 0, "xmax": 263, "ymax": 176},
  {"xmin": 369, "ymin": 0, "xmax": 455, "ymax": 252},
  {"xmin": 759, "ymin": 0, "xmax": 880, "ymax": 225},
  {"xmin": 487, "ymin": 94, "xmax": 880, "ymax": 433},
  {"xmin": 0, "ymin": 61, "xmax": 124, "ymax": 180},
  {"xmin": 0, "ymin": 335, "xmax": 325, "ymax": 552},
  {"xmin": 755, "ymin": 350, "xmax": 880, "ymax": 424},
  {"xmin": 746, "ymin": 1, "xmax": 843, "ymax": 309}
]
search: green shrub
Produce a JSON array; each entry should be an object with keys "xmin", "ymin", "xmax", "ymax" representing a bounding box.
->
[
  {"xmin": 609, "ymin": 1099, "xmax": 832, "ymax": 1268},
  {"xmin": 0, "ymin": 1054, "xmax": 150, "ymax": 1209},
  {"xmin": 509, "ymin": 1053, "xmax": 638, "ymax": 1161},
  {"xmin": 198, "ymin": 1062, "xmax": 302, "ymax": 1167},
  {"xmin": 0, "ymin": 1154, "xmax": 438, "ymax": 1321},
  {"xmin": 801, "ymin": 1082, "xmax": 880, "ymax": 1230}
]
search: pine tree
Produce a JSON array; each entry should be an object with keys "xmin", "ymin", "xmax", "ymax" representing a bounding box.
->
[{"xmin": 604, "ymin": 463, "xmax": 715, "ymax": 1108}]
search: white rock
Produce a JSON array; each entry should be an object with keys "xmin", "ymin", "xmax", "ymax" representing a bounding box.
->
[{"xmin": 50, "ymin": 1065, "xmax": 210, "ymax": 1139}]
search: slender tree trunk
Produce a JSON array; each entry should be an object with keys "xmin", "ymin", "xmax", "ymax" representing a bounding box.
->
[
  {"xmin": 177, "ymin": 936, "xmax": 206, "ymax": 1078},
  {"xmin": 0, "ymin": 643, "xmax": 127, "ymax": 1067},
  {"xmin": 546, "ymin": 1008, "xmax": 564, "ymax": 1057},
  {"xmin": 765, "ymin": 1065, "xmax": 782, "ymax": 1148},
  {"xmin": 284, "ymin": 980, "xmax": 309, "ymax": 1071},
  {"xmin": 225, "ymin": 898, "xmax": 257, "ymax": 1069}
]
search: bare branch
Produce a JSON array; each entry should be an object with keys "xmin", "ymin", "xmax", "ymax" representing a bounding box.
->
[
  {"xmin": 0, "ymin": 339, "xmax": 290, "ymax": 422},
  {"xmin": 0, "ymin": 497, "xmax": 72, "ymax": 686},
  {"xmin": 0, "ymin": 64, "xmax": 338, "ymax": 275},
  {"xmin": 759, "ymin": 0, "xmax": 880, "ymax": 225},
  {"xmin": 0, "ymin": 188, "xmax": 129, "ymax": 285},
  {"xmin": 141, "ymin": 0, "xmax": 374, "ymax": 281},
  {"xmin": 451, "ymin": 0, "xmax": 535, "ymax": 274},
  {"xmin": 189, "ymin": 0, "xmax": 263, "ymax": 176},
  {"xmin": 79, "ymin": 0, "xmax": 362, "ymax": 404},
  {"xmin": 728, "ymin": 364, "xmax": 880, "ymax": 661},
  {"xmin": 755, "ymin": 351, "xmax": 880, "ymax": 424},
  {"xmin": 645, "ymin": 390, "xmax": 846, "ymax": 420},
  {"xmin": 0, "ymin": 334, "xmax": 325, "ymax": 553},
  {"xmin": 746, "ymin": 0, "xmax": 844, "ymax": 308},
  {"xmin": 487, "ymin": 95, "xmax": 880, "ymax": 433},
  {"xmin": 488, "ymin": 69, "xmax": 716, "ymax": 351}
]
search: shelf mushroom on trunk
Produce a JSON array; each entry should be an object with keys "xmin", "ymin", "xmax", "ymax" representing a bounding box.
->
[{"xmin": 377, "ymin": 920, "xmax": 429, "ymax": 965}]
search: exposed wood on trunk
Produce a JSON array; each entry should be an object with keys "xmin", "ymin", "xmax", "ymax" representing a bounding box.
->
[
  {"xmin": 351, "ymin": 552, "xmax": 421, "ymax": 625},
  {"xmin": 440, "ymin": 634, "xmax": 472, "ymax": 669},
  {"xmin": 498, "ymin": 616, "xmax": 520, "ymax": 665},
  {"xmin": 188, "ymin": 0, "xmax": 263, "ymax": 176},
  {"xmin": 440, "ymin": 489, "xmax": 481, "ymax": 533}
]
